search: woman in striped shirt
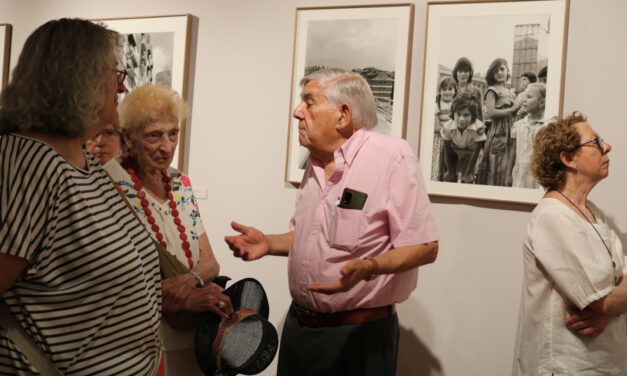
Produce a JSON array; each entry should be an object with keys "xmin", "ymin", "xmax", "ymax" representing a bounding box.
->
[{"xmin": 0, "ymin": 19, "xmax": 162, "ymax": 375}]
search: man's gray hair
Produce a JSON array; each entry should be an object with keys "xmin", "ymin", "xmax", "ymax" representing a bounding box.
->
[{"xmin": 300, "ymin": 68, "xmax": 378, "ymax": 130}]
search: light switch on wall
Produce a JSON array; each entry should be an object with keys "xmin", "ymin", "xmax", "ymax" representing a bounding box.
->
[{"xmin": 194, "ymin": 187, "xmax": 208, "ymax": 200}]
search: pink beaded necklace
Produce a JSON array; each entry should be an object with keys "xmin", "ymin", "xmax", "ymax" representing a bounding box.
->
[{"xmin": 123, "ymin": 157, "xmax": 193, "ymax": 268}]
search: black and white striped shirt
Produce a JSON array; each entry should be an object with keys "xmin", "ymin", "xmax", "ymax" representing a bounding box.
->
[{"xmin": 0, "ymin": 134, "xmax": 162, "ymax": 375}]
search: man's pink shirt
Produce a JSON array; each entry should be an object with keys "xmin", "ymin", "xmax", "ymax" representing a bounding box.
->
[{"xmin": 289, "ymin": 128, "xmax": 439, "ymax": 313}]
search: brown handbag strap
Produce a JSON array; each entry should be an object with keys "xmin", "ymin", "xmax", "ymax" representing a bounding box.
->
[
  {"xmin": 104, "ymin": 170, "xmax": 149, "ymax": 230},
  {"xmin": 0, "ymin": 301, "xmax": 64, "ymax": 375}
]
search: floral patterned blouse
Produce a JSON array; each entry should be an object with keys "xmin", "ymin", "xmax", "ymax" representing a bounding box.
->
[{"xmin": 104, "ymin": 160, "xmax": 206, "ymax": 268}]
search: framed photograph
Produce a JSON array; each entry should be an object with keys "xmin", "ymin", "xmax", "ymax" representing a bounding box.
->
[
  {"xmin": 418, "ymin": 0, "xmax": 569, "ymax": 204},
  {"xmin": 1, "ymin": 24, "xmax": 12, "ymax": 92},
  {"xmin": 97, "ymin": 15, "xmax": 192, "ymax": 170},
  {"xmin": 285, "ymin": 4, "xmax": 415, "ymax": 183}
]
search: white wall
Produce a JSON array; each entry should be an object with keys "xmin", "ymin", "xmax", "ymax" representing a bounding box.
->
[{"xmin": 2, "ymin": 0, "xmax": 626, "ymax": 374}]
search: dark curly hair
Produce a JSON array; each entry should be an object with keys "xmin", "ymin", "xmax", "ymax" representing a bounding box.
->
[
  {"xmin": 531, "ymin": 112, "xmax": 587, "ymax": 190},
  {"xmin": 450, "ymin": 91, "xmax": 479, "ymax": 123},
  {"xmin": 520, "ymin": 72, "xmax": 537, "ymax": 83}
]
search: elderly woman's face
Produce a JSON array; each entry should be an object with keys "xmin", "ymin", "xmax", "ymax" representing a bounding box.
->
[
  {"xmin": 128, "ymin": 115, "xmax": 179, "ymax": 172},
  {"xmin": 85, "ymin": 124, "xmax": 123, "ymax": 165},
  {"xmin": 572, "ymin": 122, "xmax": 611, "ymax": 183}
]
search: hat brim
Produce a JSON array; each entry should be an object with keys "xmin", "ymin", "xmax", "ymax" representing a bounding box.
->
[{"xmin": 195, "ymin": 278, "xmax": 276, "ymax": 375}]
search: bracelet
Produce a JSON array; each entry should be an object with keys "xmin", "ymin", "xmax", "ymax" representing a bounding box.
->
[
  {"xmin": 188, "ymin": 271, "xmax": 204, "ymax": 287},
  {"xmin": 363, "ymin": 257, "xmax": 380, "ymax": 281}
]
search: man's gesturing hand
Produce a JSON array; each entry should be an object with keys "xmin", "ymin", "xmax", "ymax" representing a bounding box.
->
[
  {"xmin": 307, "ymin": 259, "xmax": 372, "ymax": 295},
  {"xmin": 224, "ymin": 221, "xmax": 270, "ymax": 261}
]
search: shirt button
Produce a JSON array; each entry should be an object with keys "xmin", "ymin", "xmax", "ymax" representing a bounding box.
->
[
  {"xmin": 301, "ymin": 291, "xmax": 306, "ymax": 296},
  {"xmin": 302, "ymin": 261, "xmax": 307, "ymax": 265},
  {"xmin": 312, "ymin": 231, "xmax": 318, "ymax": 235}
]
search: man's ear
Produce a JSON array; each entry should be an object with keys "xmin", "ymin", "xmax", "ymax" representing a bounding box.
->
[
  {"xmin": 559, "ymin": 150, "xmax": 576, "ymax": 170},
  {"xmin": 336, "ymin": 103, "xmax": 353, "ymax": 132}
]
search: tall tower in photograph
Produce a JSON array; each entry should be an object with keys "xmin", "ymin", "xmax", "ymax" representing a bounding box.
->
[
  {"xmin": 512, "ymin": 23, "xmax": 540, "ymax": 91},
  {"xmin": 121, "ymin": 33, "xmax": 155, "ymax": 92}
]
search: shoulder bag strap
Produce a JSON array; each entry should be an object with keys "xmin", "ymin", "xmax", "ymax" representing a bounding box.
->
[{"xmin": 0, "ymin": 301, "xmax": 63, "ymax": 376}]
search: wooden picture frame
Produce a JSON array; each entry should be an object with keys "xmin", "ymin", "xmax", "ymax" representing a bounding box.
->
[
  {"xmin": 285, "ymin": 4, "xmax": 415, "ymax": 183},
  {"xmin": 418, "ymin": 0, "xmax": 569, "ymax": 204},
  {"xmin": 97, "ymin": 15, "xmax": 193, "ymax": 170},
  {"xmin": 0, "ymin": 24, "xmax": 12, "ymax": 92}
]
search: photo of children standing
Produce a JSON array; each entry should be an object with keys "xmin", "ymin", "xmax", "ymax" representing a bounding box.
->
[{"xmin": 419, "ymin": 1, "xmax": 568, "ymax": 203}]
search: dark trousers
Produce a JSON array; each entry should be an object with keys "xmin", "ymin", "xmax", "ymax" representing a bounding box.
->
[{"xmin": 277, "ymin": 304, "xmax": 399, "ymax": 376}]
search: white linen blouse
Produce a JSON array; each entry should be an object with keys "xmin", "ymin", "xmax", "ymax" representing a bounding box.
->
[{"xmin": 513, "ymin": 198, "xmax": 627, "ymax": 375}]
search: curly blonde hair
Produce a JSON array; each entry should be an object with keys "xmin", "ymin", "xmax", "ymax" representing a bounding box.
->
[
  {"xmin": 118, "ymin": 84, "xmax": 188, "ymax": 135},
  {"xmin": 531, "ymin": 111, "xmax": 587, "ymax": 190},
  {"xmin": 0, "ymin": 19, "xmax": 120, "ymax": 137}
]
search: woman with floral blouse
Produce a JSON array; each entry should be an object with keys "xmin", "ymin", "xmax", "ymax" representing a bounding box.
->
[{"xmin": 104, "ymin": 84, "xmax": 232, "ymax": 376}]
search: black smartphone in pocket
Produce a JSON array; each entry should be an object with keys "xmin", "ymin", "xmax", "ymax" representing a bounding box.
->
[{"xmin": 338, "ymin": 188, "xmax": 368, "ymax": 210}]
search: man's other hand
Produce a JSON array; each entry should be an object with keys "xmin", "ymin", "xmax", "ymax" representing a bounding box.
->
[{"xmin": 307, "ymin": 258, "xmax": 372, "ymax": 294}]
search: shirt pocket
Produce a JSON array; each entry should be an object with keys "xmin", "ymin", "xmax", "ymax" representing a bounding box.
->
[{"xmin": 325, "ymin": 205, "xmax": 363, "ymax": 252}]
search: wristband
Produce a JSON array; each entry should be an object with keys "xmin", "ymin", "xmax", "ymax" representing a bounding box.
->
[
  {"xmin": 363, "ymin": 257, "xmax": 380, "ymax": 281},
  {"xmin": 188, "ymin": 271, "xmax": 204, "ymax": 287}
]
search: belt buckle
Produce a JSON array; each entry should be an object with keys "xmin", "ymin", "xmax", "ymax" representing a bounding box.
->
[
  {"xmin": 306, "ymin": 308, "xmax": 321, "ymax": 327},
  {"xmin": 310, "ymin": 313, "xmax": 321, "ymax": 327}
]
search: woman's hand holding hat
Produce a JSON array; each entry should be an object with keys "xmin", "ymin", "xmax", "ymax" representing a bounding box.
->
[{"xmin": 183, "ymin": 282, "xmax": 233, "ymax": 318}]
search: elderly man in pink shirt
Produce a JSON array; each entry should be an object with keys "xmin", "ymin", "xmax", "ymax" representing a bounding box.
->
[{"xmin": 225, "ymin": 68, "xmax": 439, "ymax": 376}]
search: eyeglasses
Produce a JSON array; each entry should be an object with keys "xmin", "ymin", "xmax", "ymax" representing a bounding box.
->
[
  {"xmin": 89, "ymin": 129, "xmax": 119, "ymax": 142},
  {"xmin": 577, "ymin": 136, "xmax": 605, "ymax": 151},
  {"xmin": 113, "ymin": 68, "xmax": 127, "ymax": 85}
]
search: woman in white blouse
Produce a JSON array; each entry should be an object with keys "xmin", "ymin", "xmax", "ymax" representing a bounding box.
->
[
  {"xmin": 104, "ymin": 84, "xmax": 233, "ymax": 375},
  {"xmin": 512, "ymin": 112, "xmax": 627, "ymax": 375}
]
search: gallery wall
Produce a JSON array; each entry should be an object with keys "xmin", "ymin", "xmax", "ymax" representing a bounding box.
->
[{"xmin": 2, "ymin": 0, "xmax": 625, "ymax": 375}]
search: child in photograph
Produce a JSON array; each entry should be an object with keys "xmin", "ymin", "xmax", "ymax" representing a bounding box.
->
[
  {"xmin": 440, "ymin": 92, "xmax": 486, "ymax": 184},
  {"xmin": 432, "ymin": 76, "xmax": 458, "ymax": 181},
  {"xmin": 510, "ymin": 83, "xmax": 546, "ymax": 188},
  {"xmin": 452, "ymin": 57, "xmax": 483, "ymax": 121},
  {"xmin": 537, "ymin": 66, "xmax": 547, "ymax": 83},
  {"xmin": 476, "ymin": 58, "xmax": 522, "ymax": 186},
  {"xmin": 515, "ymin": 72, "xmax": 537, "ymax": 121}
]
